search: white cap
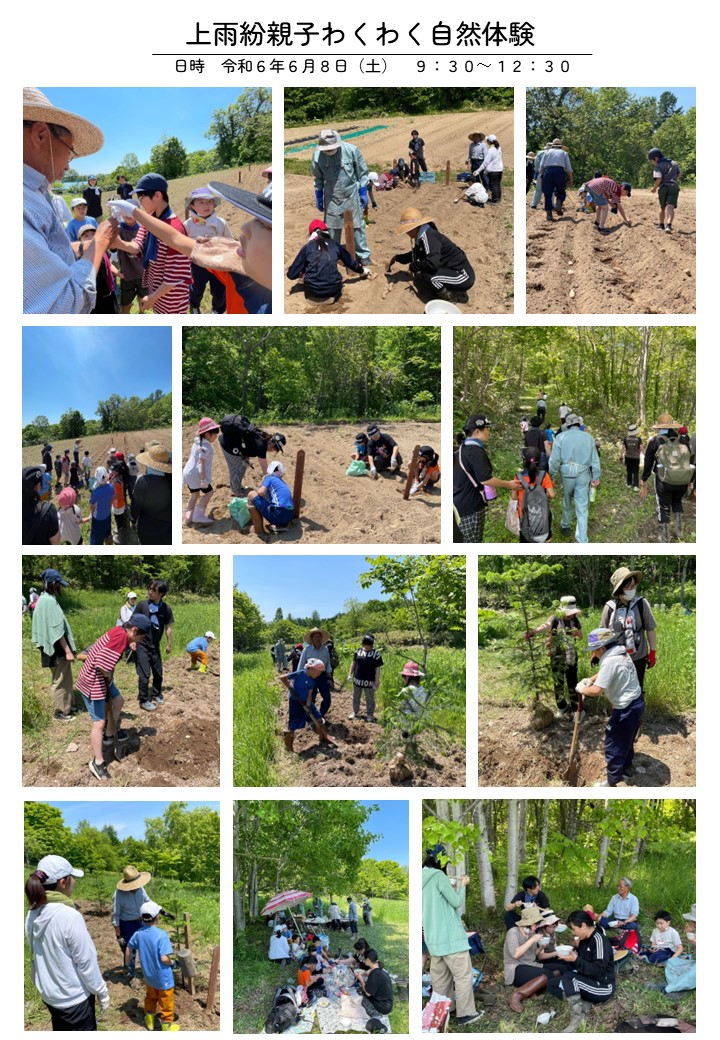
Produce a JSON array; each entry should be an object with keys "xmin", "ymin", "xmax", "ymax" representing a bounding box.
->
[
  {"xmin": 140, "ymin": 900, "xmax": 162, "ymax": 919},
  {"xmin": 368, "ymin": 171, "xmax": 380, "ymax": 183},
  {"xmin": 70, "ymin": 197, "xmax": 86, "ymax": 208},
  {"xmin": 205, "ymin": 631, "xmax": 216, "ymax": 640},
  {"xmin": 37, "ymin": 855, "xmax": 84, "ymax": 883},
  {"xmin": 127, "ymin": 591, "xmax": 137, "ymax": 600},
  {"xmin": 94, "ymin": 466, "xmax": 108, "ymax": 482},
  {"xmin": 266, "ymin": 461, "xmax": 285, "ymax": 476},
  {"xmin": 304, "ymin": 658, "xmax": 326, "ymax": 672}
]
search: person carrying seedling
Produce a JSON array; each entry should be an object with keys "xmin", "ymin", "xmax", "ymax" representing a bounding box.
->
[
  {"xmin": 525, "ymin": 596, "xmax": 582, "ymax": 717},
  {"xmin": 280, "ymin": 659, "xmax": 336, "ymax": 752},
  {"xmin": 186, "ymin": 631, "xmax": 216, "ymax": 673},
  {"xmin": 126, "ymin": 900, "xmax": 179, "ymax": 1032}
]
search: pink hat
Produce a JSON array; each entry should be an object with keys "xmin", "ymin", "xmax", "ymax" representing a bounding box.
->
[
  {"xmin": 197, "ymin": 417, "xmax": 220, "ymax": 436},
  {"xmin": 401, "ymin": 661, "xmax": 425, "ymax": 678},
  {"xmin": 57, "ymin": 488, "xmax": 76, "ymax": 508}
]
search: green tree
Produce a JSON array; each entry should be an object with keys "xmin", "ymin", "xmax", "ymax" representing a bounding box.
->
[
  {"xmin": 233, "ymin": 588, "xmax": 265, "ymax": 650},
  {"xmin": 24, "ymin": 803, "xmax": 72, "ymax": 866},
  {"xmin": 114, "ymin": 152, "xmax": 142, "ymax": 180},
  {"xmin": 57, "ymin": 408, "xmax": 87, "ymax": 438},
  {"xmin": 149, "ymin": 135, "xmax": 189, "ymax": 179},
  {"xmin": 206, "ymin": 88, "xmax": 272, "ymax": 166}
]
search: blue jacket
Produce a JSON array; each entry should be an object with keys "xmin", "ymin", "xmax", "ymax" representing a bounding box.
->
[{"xmin": 549, "ymin": 427, "xmax": 601, "ymax": 481}]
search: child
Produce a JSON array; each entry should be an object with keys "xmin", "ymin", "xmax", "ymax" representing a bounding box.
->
[
  {"xmin": 77, "ymin": 225, "xmax": 119, "ymax": 314},
  {"xmin": 186, "ymin": 631, "xmax": 216, "ymax": 673},
  {"xmin": 115, "ymin": 211, "xmax": 145, "ymax": 314},
  {"xmin": 57, "ymin": 487, "xmax": 88, "ymax": 545},
  {"xmin": 639, "ymin": 911, "xmax": 683, "ymax": 964},
  {"xmin": 126, "ymin": 900, "xmax": 178, "ymax": 1032},
  {"xmin": 290, "ymin": 934, "xmax": 304, "ymax": 960},
  {"xmin": 184, "ymin": 187, "xmax": 233, "ymax": 314},
  {"xmin": 348, "ymin": 634, "xmax": 383, "ymax": 721},
  {"xmin": 53, "ymin": 454, "xmax": 63, "ymax": 483},
  {"xmin": 247, "ymin": 460, "xmax": 295, "ymax": 540},
  {"xmin": 298, "ymin": 955, "xmax": 325, "ymax": 997},
  {"xmin": 69, "ymin": 459, "xmax": 82, "ymax": 491},
  {"xmin": 408, "ymin": 129, "xmax": 427, "ymax": 172},
  {"xmin": 39, "ymin": 465, "xmax": 52, "ymax": 502},
  {"xmin": 61, "ymin": 450, "xmax": 70, "ymax": 485},
  {"xmin": 454, "ymin": 181, "xmax": 488, "ymax": 207},
  {"xmin": 400, "ymin": 661, "xmax": 429, "ymax": 716},
  {"xmin": 351, "ymin": 432, "xmax": 370, "ymax": 466},
  {"xmin": 89, "ymin": 467, "xmax": 116, "ymax": 545},
  {"xmin": 520, "ymin": 415, "xmax": 529, "ymax": 434},
  {"xmin": 620, "ymin": 423, "xmax": 642, "ymax": 492},
  {"xmin": 388, "ymin": 207, "xmax": 475, "ymax": 303},
  {"xmin": 126, "ymin": 453, "xmax": 139, "ymax": 499},
  {"xmin": 182, "ymin": 416, "xmax": 220, "ymax": 526},
  {"xmin": 367, "ymin": 423, "xmax": 402, "ymax": 478},
  {"xmin": 512, "ymin": 446, "xmax": 554, "ymax": 543},
  {"xmin": 287, "ymin": 219, "xmax": 369, "ymax": 303},
  {"xmin": 279, "ymin": 659, "xmax": 335, "ymax": 752},
  {"xmin": 65, "ymin": 198, "xmax": 97, "ymax": 241},
  {"xmin": 410, "ymin": 446, "xmax": 440, "ymax": 494},
  {"xmin": 110, "ymin": 463, "xmax": 127, "ymax": 544}
]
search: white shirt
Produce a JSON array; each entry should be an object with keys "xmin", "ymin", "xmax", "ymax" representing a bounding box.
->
[
  {"xmin": 184, "ymin": 212, "xmax": 233, "ymax": 240},
  {"xmin": 268, "ymin": 934, "xmax": 290, "ymax": 959},
  {"xmin": 595, "ymin": 645, "xmax": 642, "ymax": 708},
  {"xmin": 479, "ymin": 146, "xmax": 503, "ymax": 173},
  {"xmin": 58, "ymin": 504, "xmax": 83, "ymax": 545},
  {"xmin": 651, "ymin": 926, "xmax": 681, "ymax": 951},
  {"xmin": 26, "ymin": 901, "xmax": 108, "ymax": 1010},
  {"xmin": 328, "ymin": 904, "xmax": 341, "ymax": 920},
  {"xmin": 183, "ymin": 437, "xmax": 213, "ymax": 487}
]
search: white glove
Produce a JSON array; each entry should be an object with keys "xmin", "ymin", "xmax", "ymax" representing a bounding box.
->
[
  {"xmin": 575, "ymin": 678, "xmax": 593, "ymax": 694},
  {"xmin": 370, "ymin": 467, "xmax": 378, "ymax": 478},
  {"xmin": 390, "ymin": 457, "xmax": 399, "ymax": 470},
  {"xmin": 108, "ymin": 199, "xmax": 138, "ymax": 220},
  {"xmin": 99, "ymin": 990, "xmax": 110, "ymax": 1012}
]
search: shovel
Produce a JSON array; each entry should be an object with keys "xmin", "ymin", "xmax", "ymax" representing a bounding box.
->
[
  {"xmin": 103, "ymin": 678, "xmax": 121, "ymax": 763},
  {"xmin": 563, "ymin": 693, "xmax": 584, "ymax": 786}
]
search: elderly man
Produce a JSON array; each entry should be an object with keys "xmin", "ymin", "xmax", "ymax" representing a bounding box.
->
[
  {"xmin": 549, "ymin": 414, "xmax": 601, "ymax": 543},
  {"xmin": 312, "ymin": 129, "xmax": 371, "ymax": 264},
  {"xmin": 23, "ymin": 87, "xmax": 114, "ymax": 313},
  {"xmin": 597, "ymin": 878, "xmax": 639, "ymax": 933},
  {"xmin": 298, "ymin": 627, "xmax": 333, "ymax": 717},
  {"xmin": 538, "ymin": 139, "xmax": 573, "ymax": 220}
]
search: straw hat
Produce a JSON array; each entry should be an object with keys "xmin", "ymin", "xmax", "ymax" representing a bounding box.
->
[
  {"xmin": 23, "ymin": 87, "xmax": 104, "ymax": 157},
  {"xmin": 526, "ymin": 151, "xmax": 536, "ymax": 159},
  {"xmin": 117, "ymin": 865, "xmax": 152, "ymax": 891},
  {"xmin": 550, "ymin": 138, "xmax": 563, "ymax": 147},
  {"xmin": 304, "ymin": 626, "xmax": 331, "ymax": 644},
  {"xmin": 395, "ymin": 207, "xmax": 431, "ymax": 235},
  {"xmin": 517, "ymin": 905, "xmax": 545, "ymax": 928},
  {"xmin": 652, "ymin": 411, "xmax": 682, "ymax": 430},
  {"xmin": 468, "ymin": 132, "xmax": 486, "ymax": 141},
  {"xmin": 135, "ymin": 442, "xmax": 172, "ymax": 474}
]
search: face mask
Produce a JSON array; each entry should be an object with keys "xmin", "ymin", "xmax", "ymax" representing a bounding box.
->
[{"xmin": 620, "ymin": 585, "xmax": 636, "ymax": 601}]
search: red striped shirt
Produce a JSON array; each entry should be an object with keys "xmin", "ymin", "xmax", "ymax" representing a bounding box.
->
[
  {"xmin": 76, "ymin": 627, "xmax": 129, "ymax": 700},
  {"xmin": 136, "ymin": 217, "xmax": 192, "ymax": 314},
  {"xmin": 586, "ymin": 177, "xmax": 622, "ymax": 206}
]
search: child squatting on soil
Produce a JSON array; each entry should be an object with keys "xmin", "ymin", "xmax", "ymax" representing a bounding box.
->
[
  {"xmin": 186, "ymin": 631, "xmax": 215, "ymax": 673},
  {"xmin": 126, "ymin": 900, "xmax": 179, "ymax": 1031},
  {"xmin": 286, "ymin": 219, "xmax": 370, "ymax": 303},
  {"xmin": 182, "ymin": 416, "xmax": 221, "ymax": 527},
  {"xmin": 280, "ymin": 659, "xmax": 336, "ymax": 752},
  {"xmin": 248, "ymin": 460, "xmax": 295, "ymax": 539},
  {"xmin": 410, "ymin": 446, "xmax": 441, "ymax": 495}
]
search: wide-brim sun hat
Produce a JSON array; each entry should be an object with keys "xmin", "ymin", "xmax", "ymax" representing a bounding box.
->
[
  {"xmin": 135, "ymin": 442, "xmax": 172, "ymax": 474},
  {"xmin": 117, "ymin": 864, "xmax": 152, "ymax": 891},
  {"xmin": 317, "ymin": 129, "xmax": 342, "ymax": 151},
  {"xmin": 564, "ymin": 413, "xmax": 582, "ymax": 427},
  {"xmin": 560, "ymin": 595, "xmax": 580, "ymax": 616},
  {"xmin": 304, "ymin": 627, "xmax": 331, "ymax": 644},
  {"xmin": 653, "ymin": 412, "xmax": 682, "ymax": 429},
  {"xmin": 682, "ymin": 904, "xmax": 696, "ymax": 922},
  {"xmin": 627, "ymin": 423, "xmax": 640, "ymax": 434},
  {"xmin": 550, "ymin": 138, "xmax": 563, "ymax": 147},
  {"xmin": 468, "ymin": 132, "xmax": 486, "ymax": 140},
  {"xmin": 401, "ymin": 661, "xmax": 425, "ymax": 678},
  {"xmin": 197, "ymin": 416, "xmax": 220, "ymax": 436},
  {"xmin": 611, "ymin": 567, "xmax": 642, "ymax": 597},
  {"xmin": 395, "ymin": 207, "xmax": 430, "ymax": 235},
  {"xmin": 585, "ymin": 627, "xmax": 620, "ymax": 652},
  {"xmin": 209, "ymin": 180, "xmax": 272, "ymax": 226},
  {"xmin": 23, "ymin": 87, "xmax": 104, "ymax": 157},
  {"xmin": 517, "ymin": 905, "xmax": 545, "ymax": 927},
  {"xmin": 540, "ymin": 910, "xmax": 560, "ymax": 926}
]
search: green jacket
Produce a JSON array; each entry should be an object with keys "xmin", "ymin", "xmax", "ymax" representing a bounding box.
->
[
  {"xmin": 422, "ymin": 866, "xmax": 468, "ymax": 957},
  {"xmin": 31, "ymin": 592, "xmax": 76, "ymax": 658}
]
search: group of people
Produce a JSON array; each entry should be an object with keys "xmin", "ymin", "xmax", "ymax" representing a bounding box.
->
[
  {"xmin": 423, "ymin": 847, "xmax": 696, "ymax": 1032},
  {"xmin": 23, "ymin": 87, "xmax": 272, "ymax": 315},
  {"xmin": 25, "ymin": 855, "xmax": 182, "ymax": 1031},
  {"xmin": 454, "ymin": 397, "xmax": 695, "ymax": 543},
  {"xmin": 23, "ymin": 439, "xmax": 172, "ymax": 545}
]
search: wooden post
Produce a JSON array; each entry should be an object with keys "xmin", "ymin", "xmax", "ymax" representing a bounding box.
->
[
  {"xmin": 184, "ymin": 912, "xmax": 192, "ymax": 952},
  {"xmin": 293, "ymin": 449, "xmax": 305, "ymax": 519},
  {"xmin": 205, "ymin": 945, "xmax": 220, "ymax": 1012},
  {"xmin": 343, "ymin": 210, "xmax": 356, "ymax": 260},
  {"xmin": 402, "ymin": 445, "xmax": 420, "ymax": 500},
  {"xmin": 445, "ymin": 160, "xmax": 451, "ymax": 186}
]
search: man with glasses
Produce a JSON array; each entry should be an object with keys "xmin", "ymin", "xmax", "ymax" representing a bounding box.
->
[{"xmin": 23, "ymin": 87, "xmax": 114, "ymax": 313}]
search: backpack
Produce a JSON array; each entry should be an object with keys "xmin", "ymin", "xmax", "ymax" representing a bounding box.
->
[
  {"xmin": 24, "ymin": 501, "xmax": 55, "ymax": 545},
  {"xmin": 615, "ymin": 1017, "xmax": 696, "ymax": 1033},
  {"xmin": 607, "ymin": 597, "xmax": 649, "ymax": 653},
  {"xmin": 220, "ymin": 414, "xmax": 264, "ymax": 456},
  {"xmin": 518, "ymin": 472, "xmax": 550, "ymax": 542},
  {"xmin": 328, "ymin": 643, "xmax": 340, "ymax": 669},
  {"xmin": 265, "ymin": 986, "xmax": 299, "ymax": 1033},
  {"xmin": 656, "ymin": 437, "xmax": 693, "ymax": 485}
]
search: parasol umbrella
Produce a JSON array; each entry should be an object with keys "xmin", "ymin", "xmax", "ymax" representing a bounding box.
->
[{"xmin": 261, "ymin": 889, "xmax": 313, "ymax": 934}]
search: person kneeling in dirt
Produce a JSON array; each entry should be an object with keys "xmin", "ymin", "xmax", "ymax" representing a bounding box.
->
[
  {"xmin": 287, "ymin": 218, "xmax": 370, "ymax": 303},
  {"xmin": 280, "ymin": 659, "xmax": 335, "ymax": 751},
  {"xmin": 387, "ymin": 207, "xmax": 475, "ymax": 303},
  {"xmin": 247, "ymin": 460, "xmax": 295, "ymax": 540},
  {"xmin": 76, "ymin": 613, "xmax": 152, "ymax": 782},
  {"xmin": 367, "ymin": 423, "xmax": 402, "ymax": 479},
  {"xmin": 113, "ymin": 865, "xmax": 152, "ymax": 978},
  {"xmin": 126, "ymin": 900, "xmax": 179, "ymax": 1032},
  {"xmin": 348, "ymin": 634, "xmax": 383, "ymax": 721},
  {"xmin": 186, "ymin": 631, "xmax": 216, "ymax": 673},
  {"xmin": 576, "ymin": 628, "xmax": 644, "ymax": 788}
]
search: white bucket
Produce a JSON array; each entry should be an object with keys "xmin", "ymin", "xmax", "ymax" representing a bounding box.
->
[{"xmin": 425, "ymin": 299, "xmax": 462, "ymax": 315}]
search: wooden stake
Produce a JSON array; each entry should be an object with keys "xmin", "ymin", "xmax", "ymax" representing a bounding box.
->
[
  {"xmin": 184, "ymin": 912, "xmax": 192, "ymax": 952},
  {"xmin": 293, "ymin": 449, "xmax": 305, "ymax": 519},
  {"xmin": 206, "ymin": 945, "xmax": 220, "ymax": 1011},
  {"xmin": 445, "ymin": 160, "xmax": 451, "ymax": 186},
  {"xmin": 343, "ymin": 210, "xmax": 356, "ymax": 260},
  {"xmin": 403, "ymin": 445, "xmax": 420, "ymax": 500}
]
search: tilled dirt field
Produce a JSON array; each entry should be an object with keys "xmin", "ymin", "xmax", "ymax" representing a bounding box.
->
[
  {"xmin": 274, "ymin": 681, "xmax": 465, "ymax": 788},
  {"xmin": 182, "ymin": 422, "xmax": 441, "ymax": 544},
  {"xmin": 27, "ymin": 901, "xmax": 219, "ymax": 1031},
  {"xmin": 526, "ymin": 188, "xmax": 696, "ymax": 313},
  {"xmin": 478, "ymin": 703, "xmax": 696, "ymax": 787},
  {"xmin": 22, "ymin": 652, "xmax": 220, "ymax": 787},
  {"xmin": 22, "ymin": 428, "xmax": 172, "ymax": 469},
  {"xmin": 284, "ymin": 112, "xmax": 514, "ymax": 314}
]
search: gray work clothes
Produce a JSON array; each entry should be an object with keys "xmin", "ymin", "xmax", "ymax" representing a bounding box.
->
[{"xmin": 312, "ymin": 143, "xmax": 371, "ymax": 262}]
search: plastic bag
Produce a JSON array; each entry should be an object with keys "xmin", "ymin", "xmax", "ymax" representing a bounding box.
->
[
  {"xmin": 505, "ymin": 499, "xmax": 520, "ymax": 536},
  {"xmin": 346, "ymin": 460, "xmax": 368, "ymax": 477},
  {"xmin": 228, "ymin": 496, "xmax": 251, "ymax": 528}
]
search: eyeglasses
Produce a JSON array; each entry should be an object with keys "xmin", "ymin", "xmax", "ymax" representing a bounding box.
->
[{"xmin": 49, "ymin": 125, "xmax": 78, "ymax": 160}]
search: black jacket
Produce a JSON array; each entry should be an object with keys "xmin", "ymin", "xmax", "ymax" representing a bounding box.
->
[
  {"xmin": 396, "ymin": 223, "xmax": 474, "ymax": 282},
  {"xmin": 572, "ymin": 929, "xmax": 615, "ymax": 984},
  {"xmin": 287, "ymin": 235, "xmax": 364, "ymax": 298}
]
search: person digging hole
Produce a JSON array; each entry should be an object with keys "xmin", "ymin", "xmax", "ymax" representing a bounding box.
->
[{"xmin": 280, "ymin": 659, "xmax": 337, "ymax": 752}]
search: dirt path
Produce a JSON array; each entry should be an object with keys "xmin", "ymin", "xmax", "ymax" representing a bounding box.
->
[
  {"xmin": 275, "ymin": 681, "xmax": 465, "ymax": 788},
  {"xmin": 22, "ymin": 652, "xmax": 220, "ymax": 787},
  {"xmin": 28, "ymin": 901, "xmax": 219, "ymax": 1031},
  {"xmin": 284, "ymin": 112, "xmax": 514, "ymax": 315},
  {"xmin": 478, "ymin": 703, "xmax": 695, "ymax": 787},
  {"xmin": 526, "ymin": 189, "xmax": 696, "ymax": 313},
  {"xmin": 182, "ymin": 422, "xmax": 441, "ymax": 544}
]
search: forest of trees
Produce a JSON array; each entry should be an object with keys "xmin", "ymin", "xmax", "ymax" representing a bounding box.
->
[
  {"xmin": 285, "ymin": 87, "xmax": 513, "ymax": 124},
  {"xmin": 25, "ymin": 802, "xmax": 220, "ymax": 885},
  {"xmin": 22, "ymin": 555, "xmax": 219, "ymax": 597},
  {"xmin": 526, "ymin": 88, "xmax": 696, "ymax": 186},
  {"xmin": 183, "ymin": 326, "xmax": 440, "ymax": 423},
  {"xmin": 454, "ymin": 326, "xmax": 696, "ymax": 434},
  {"xmin": 22, "ymin": 390, "xmax": 172, "ymax": 446}
]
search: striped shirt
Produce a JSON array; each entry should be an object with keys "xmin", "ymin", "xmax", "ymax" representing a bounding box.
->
[
  {"xmin": 76, "ymin": 627, "xmax": 129, "ymax": 700},
  {"xmin": 135, "ymin": 219, "xmax": 192, "ymax": 314},
  {"xmin": 586, "ymin": 177, "xmax": 623, "ymax": 206},
  {"xmin": 23, "ymin": 163, "xmax": 96, "ymax": 314}
]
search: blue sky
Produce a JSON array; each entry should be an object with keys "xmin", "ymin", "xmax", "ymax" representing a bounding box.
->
[
  {"xmin": 44, "ymin": 802, "xmax": 219, "ymax": 839},
  {"xmin": 362, "ymin": 801, "xmax": 408, "ymax": 866},
  {"xmin": 627, "ymin": 87, "xmax": 696, "ymax": 110},
  {"xmin": 22, "ymin": 327, "xmax": 172, "ymax": 424},
  {"xmin": 39, "ymin": 88, "xmax": 250, "ymax": 173},
  {"xmin": 233, "ymin": 556, "xmax": 388, "ymax": 620}
]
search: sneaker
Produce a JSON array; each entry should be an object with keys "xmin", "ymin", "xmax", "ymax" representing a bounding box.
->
[
  {"xmin": 665, "ymin": 225, "xmax": 672, "ymax": 233},
  {"xmin": 140, "ymin": 700, "xmax": 157, "ymax": 712},
  {"xmin": 456, "ymin": 1012, "xmax": 483, "ymax": 1026},
  {"xmin": 348, "ymin": 712, "xmax": 357, "ymax": 719},
  {"xmin": 102, "ymin": 730, "xmax": 129, "ymax": 746},
  {"xmin": 53, "ymin": 710, "xmax": 74, "ymax": 723},
  {"xmin": 656, "ymin": 223, "xmax": 665, "ymax": 230},
  {"xmin": 153, "ymin": 693, "xmax": 165, "ymax": 705},
  {"xmin": 633, "ymin": 486, "xmax": 640, "ymax": 493},
  {"xmin": 561, "ymin": 526, "xmax": 571, "ymax": 535},
  {"xmin": 367, "ymin": 716, "xmax": 377, "ymax": 724},
  {"xmin": 88, "ymin": 759, "xmax": 111, "ymax": 781},
  {"xmin": 593, "ymin": 779, "xmax": 612, "ymax": 787}
]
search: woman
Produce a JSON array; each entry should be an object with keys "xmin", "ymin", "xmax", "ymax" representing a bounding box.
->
[
  {"xmin": 112, "ymin": 865, "xmax": 151, "ymax": 977},
  {"xmin": 117, "ymin": 591, "xmax": 138, "ymax": 626},
  {"xmin": 268, "ymin": 927, "xmax": 291, "ymax": 965},
  {"xmin": 548, "ymin": 910, "xmax": 615, "ymax": 1032},
  {"xmin": 328, "ymin": 899, "xmax": 342, "ymax": 931},
  {"xmin": 23, "ymin": 465, "xmax": 60, "ymax": 544},
  {"xmin": 422, "ymin": 843, "xmax": 481, "ymax": 1026},
  {"xmin": 358, "ymin": 948, "xmax": 394, "ymax": 1018},
  {"xmin": 477, "ymin": 135, "xmax": 503, "ymax": 202},
  {"xmin": 505, "ymin": 905, "xmax": 559, "ymax": 1012},
  {"xmin": 525, "ymin": 596, "xmax": 583, "ymax": 715},
  {"xmin": 453, "ymin": 414, "xmax": 521, "ymax": 542},
  {"xmin": 25, "ymin": 855, "xmax": 109, "ymax": 1030},
  {"xmin": 30, "ymin": 568, "xmax": 77, "ymax": 722},
  {"xmin": 218, "ymin": 415, "xmax": 286, "ymax": 496},
  {"xmin": 130, "ymin": 442, "xmax": 172, "ymax": 545},
  {"xmin": 600, "ymin": 566, "xmax": 657, "ymax": 693},
  {"xmin": 362, "ymin": 896, "xmax": 373, "ymax": 927},
  {"xmin": 83, "ymin": 176, "xmax": 103, "ymax": 220}
]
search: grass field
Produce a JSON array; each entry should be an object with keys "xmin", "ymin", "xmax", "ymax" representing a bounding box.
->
[{"xmin": 234, "ymin": 897, "xmax": 408, "ymax": 1034}]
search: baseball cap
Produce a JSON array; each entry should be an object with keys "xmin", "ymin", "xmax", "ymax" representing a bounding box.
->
[
  {"xmin": 133, "ymin": 173, "xmax": 168, "ymax": 195},
  {"xmin": 37, "ymin": 855, "xmax": 84, "ymax": 882},
  {"xmin": 127, "ymin": 613, "xmax": 152, "ymax": 634},
  {"xmin": 463, "ymin": 414, "xmax": 492, "ymax": 432},
  {"xmin": 140, "ymin": 900, "xmax": 162, "ymax": 919},
  {"xmin": 40, "ymin": 568, "xmax": 70, "ymax": 587}
]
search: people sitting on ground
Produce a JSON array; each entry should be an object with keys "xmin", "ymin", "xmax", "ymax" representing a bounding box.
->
[
  {"xmin": 290, "ymin": 933, "xmax": 304, "ymax": 960},
  {"xmin": 504, "ymin": 905, "xmax": 558, "ymax": 1012},
  {"xmin": 387, "ymin": 207, "xmax": 475, "ymax": 303},
  {"xmin": 297, "ymin": 954, "xmax": 325, "ymax": 996},
  {"xmin": 504, "ymin": 875, "xmax": 551, "ymax": 930},
  {"xmin": 367, "ymin": 423, "xmax": 402, "ymax": 478},
  {"xmin": 247, "ymin": 460, "xmax": 295, "ymax": 540},
  {"xmin": 594, "ymin": 877, "xmax": 640, "ymax": 933},
  {"xmin": 351, "ymin": 432, "xmax": 370, "ymax": 467},
  {"xmin": 410, "ymin": 446, "xmax": 441, "ymax": 494},
  {"xmin": 535, "ymin": 910, "xmax": 564, "ymax": 963},
  {"xmin": 358, "ymin": 948, "xmax": 394, "ymax": 1018},
  {"xmin": 552, "ymin": 910, "xmax": 616, "ymax": 1029},
  {"xmin": 268, "ymin": 927, "xmax": 291, "ymax": 965},
  {"xmin": 638, "ymin": 911, "xmax": 683, "ymax": 964},
  {"xmin": 287, "ymin": 218, "xmax": 369, "ymax": 303}
]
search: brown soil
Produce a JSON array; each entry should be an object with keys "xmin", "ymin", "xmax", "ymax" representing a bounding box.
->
[
  {"xmin": 478, "ymin": 702, "xmax": 696, "ymax": 787},
  {"xmin": 526, "ymin": 189, "xmax": 696, "ymax": 314},
  {"xmin": 284, "ymin": 112, "xmax": 514, "ymax": 315},
  {"xmin": 27, "ymin": 901, "xmax": 219, "ymax": 1031},
  {"xmin": 22, "ymin": 652, "xmax": 220, "ymax": 788},
  {"xmin": 181, "ymin": 422, "xmax": 441, "ymax": 544},
  {"xmin": 275, "ymin": 680, "xmax": 465, "ymax": 788},
  {"xmin": 22, "ymin": 428, "xmax": 172, "ymax": 469}
]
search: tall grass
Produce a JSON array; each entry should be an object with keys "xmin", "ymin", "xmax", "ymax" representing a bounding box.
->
[{"xmin": 233, "ymin": 651, "xmax": 280, "ymax": 786}]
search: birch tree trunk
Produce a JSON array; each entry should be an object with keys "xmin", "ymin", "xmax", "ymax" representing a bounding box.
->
[
  {"xmin": 450, "ymin": 800, "xmax": 467, "ymax": 916},
  {"xmin": 595, "ymin": 835, "xmax": 610, "ymax": 888},
  {"xmin": 504, "ymin": 800, "xmax": 520, "ymax": 904},
  {"xmin": 637, "ymin": 327, "xmax": 650, "ymax": 426},
  {"xmin": 249, "ymin": 859, "xmax": 258, "ymax": 920},
  {"xmin": 518, "ymin": 800, "xmax": 528, "ymax": 863},
  {"xmin": 233, "ymin": 803, "xmax": 246, "ymax": 933},
  {"xmin": 472, "ymin": 801, "xmax": 496, "ymax": 908},
  {"xmin": 537, "ymin": 800, "xmax": 550, "ymax": 882},
  {"xmin": 610, "ymin": 838, "xmax": 625, "ymax": 885}
]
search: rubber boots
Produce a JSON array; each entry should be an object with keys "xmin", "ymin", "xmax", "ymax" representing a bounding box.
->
[
  {"xmin": 160, "ymin": 1025, "xmax": 180, "ymax": 1033},
  {"xmin": 199, "ymin": 663, "xmax": 207, "ymax": 674},
  {"xmin": 674, "ymin": 514, "xmax": 683, "ymax": 539},
  {"xmin": 660, "ymin": 523, "xmax": 670, "ymax": 542},
  {"xmin": 192, "ymin": 496, "xmax": 213, "ymax": 526},
  {"xmin": 509, "ymin": 973, "xmax": 548, "ymax": 1012},
  {"xmin": 283, "ymin": 731, "xmax": 295, "ymax": 752},
  {"xmin": 562, "ymin": 994, "xmax": 588, "ymax": 1033},
  {"xmin": 144, "ymin": 1012, "xmax": 155, "ymax": 1030}
]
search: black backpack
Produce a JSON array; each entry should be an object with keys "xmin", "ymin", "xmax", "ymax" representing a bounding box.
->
[
  {"xmin": 264, "ymin": 987, "xmax": 298, "ymax": 1033},
  {"xmin": 518, "ymin": 472, "xmax": 550, "ymax": 542},
  {"xmin": 220, "ymin": 414, "xmax": 264, "ymax": 455}
]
